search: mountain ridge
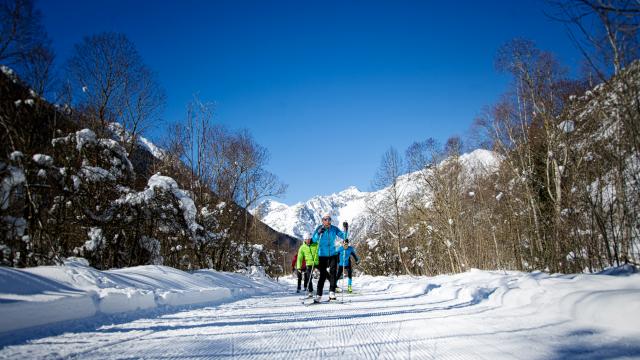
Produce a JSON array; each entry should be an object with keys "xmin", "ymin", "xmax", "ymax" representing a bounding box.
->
[{"xmin": 253, "ymin": 149, "xmax": 501, "ymax": 241}]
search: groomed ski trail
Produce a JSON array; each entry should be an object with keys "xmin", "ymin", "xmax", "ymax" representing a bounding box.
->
[{"xmin": 2, "ymin": 271, "xmax": 640, "ymax": 359}]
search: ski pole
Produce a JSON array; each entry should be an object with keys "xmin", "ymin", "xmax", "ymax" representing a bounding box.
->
[
  {"xmin": 342, "ymin": 221, "xmax": 349, "ymax": 302},
  {"xmin": 307, "ymin": 227, "xmax": 322, "ymax": 301},
  {"xmin": 340, "ymin": 245, "xmax": 347, "ymax": 302},
  {"xmin": 309, "ymin": 240, "xmax": 317, "ymax": 298}
]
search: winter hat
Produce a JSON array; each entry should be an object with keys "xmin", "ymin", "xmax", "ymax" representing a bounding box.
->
[{"xmin": 322, "ymin": 213, "xmax": 331, "ymax": 220}]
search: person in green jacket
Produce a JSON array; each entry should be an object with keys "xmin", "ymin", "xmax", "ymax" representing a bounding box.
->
[{"xmin": 296, "ymin": 235, "xmax": 319, "ymax": 298}]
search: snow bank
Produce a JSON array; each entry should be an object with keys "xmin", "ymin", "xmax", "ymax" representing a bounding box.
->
[
  {"xmin": 303, "ymin": 266, "xmax": 640, "ymax": 338},
  {"xmin": 0, "ymin": 260, "xmax": 283, "ymax": 334}
]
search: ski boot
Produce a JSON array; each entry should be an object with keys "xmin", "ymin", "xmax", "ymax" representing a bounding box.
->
[
  {"xmin": 348, "ymin": 285, "xmax": 352, "ymax": 293},
  {"xmin": 329, "ymin": 291, "xmax": 337, "ymax": 301}
]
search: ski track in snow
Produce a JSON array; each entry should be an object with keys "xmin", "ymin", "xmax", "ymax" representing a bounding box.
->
[{"xmin": 2, "ymin": 272, "xmax": 640, "ymax": 359}]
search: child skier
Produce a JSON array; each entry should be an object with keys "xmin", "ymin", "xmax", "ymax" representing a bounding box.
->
[
  {"xmin": 296, "ymin": 236, "xmax": 319, "ymax": 298},
  {"xmin": 338, "ymin": 239, "xmax": 360, "ymax": 293}
]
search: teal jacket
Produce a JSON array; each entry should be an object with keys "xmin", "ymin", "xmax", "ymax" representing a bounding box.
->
[
  {"xmin": 312, "ymin": 225, "xmax": 348, "ymax": 257},
  {"xmin": 338, "ymin": 245, "xmax": 359, "ymax": 266}
]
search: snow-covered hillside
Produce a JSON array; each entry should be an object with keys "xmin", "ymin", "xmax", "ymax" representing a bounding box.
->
[{"xmin": 253, "ymin": 149, "xmax": 501, "ymax": 240}]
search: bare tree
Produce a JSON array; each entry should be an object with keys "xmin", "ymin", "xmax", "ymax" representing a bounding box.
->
[
  {"xmin": 546, "ymin": 0, "xmax": 640, "ymax": 80},
  {"xmin": 66, "ymin": 32, "xmax": 165, "ymax": 152},
  {"xmin": 223, "ymin": 130, "xmax": 287, "ymax": 250},
  {"xmin": 0, "ymin": 0, "xmax": 55, "ymax": 96},
  {"xmin": 19, "ymin": 41, "xmax": 53, "ymax": 95},
  {"xmin": 405, "ymin": 138, "xmax": 441, "ymax": 173},
  {"xmin": 0, "ymin": 0, "xmax": 44, "ymax": 63},
  {"xmin": 370, "ymin": 147, "xmax": 412, "ymax": 275}
]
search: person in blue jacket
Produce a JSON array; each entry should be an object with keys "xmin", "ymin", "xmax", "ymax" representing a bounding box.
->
[
  {"xmin": 338, "ymin": 239, "xmax": 360, "ymax": 293},
  {"xmin": 312, "ymin": 213, "xmax": 348, "ymax": 302}
]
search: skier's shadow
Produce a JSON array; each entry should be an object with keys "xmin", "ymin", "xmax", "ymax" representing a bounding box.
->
[{"xmin": 548, "ymin": 329, "xmax": 640, "ymax": 359}]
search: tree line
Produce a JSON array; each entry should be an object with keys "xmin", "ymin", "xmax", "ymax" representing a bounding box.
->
[{"xmin": 357, "ymin": 0, "xmax": 640, "ymax": 275}]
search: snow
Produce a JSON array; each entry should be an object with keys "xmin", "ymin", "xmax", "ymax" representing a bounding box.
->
[
  {"xmin": 1, "ymin": 266, "xmax": 639, "ymax": 359},
  {"xmin": 83, "ymin": 227, "xmax": 105, "ymax": 252},
  {"xmin": 148, "ymin": 175, "xmax": 201, "ymax": 235},
  {"xmin": 1, "ymin": 165, "xmax": 25, "ymax": 210},
  {"xmin": 0, "ymin": 261, "xmax": 283, "ymax": 337},
  {"xmin": 75, "ymin": 128, "xmax": 97, "ymax": 151},
  {"xmin": 1, "ymin": 65, "xmax": 18, "ymax": 83},
  {"xmin": 559, "ymin": 120, "xmax": 575, "ymax": 133},
  {"xmin": 71, "ymin": 175, "xmax": 81, "ymax": 191},
  {"xmin": 9, "ymin": 151, "xmax": 22, "ymax": 162},
  {"xmin": 116, "ymin": 174, "xmax": 202, "ymax": 236},
  {"xmin": 80, "ymin": 165, "xmax": 115, "ymax": 182},
  {"xmin": 138, "ymin": 136, "xmax": 165, "ymax": 159},
  {"xmin": 31, "ymin": 154, "xmax": 53, "ymax": 167}
]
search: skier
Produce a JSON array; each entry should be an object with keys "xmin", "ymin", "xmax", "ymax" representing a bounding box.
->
[
  {"xmin": 296, "ymin": 235, "xmax": 318, "ymax": 298},
  {"xmin": 338, "ymin": 239, "xmax": 360, "ymax": 293},
  {"xmin": 312, "ymin": 214, "xmax": 348, "ymax": 302},
  {"xmin": 292, "ymin": 252, "xmax": 303, "ymax": 293}
]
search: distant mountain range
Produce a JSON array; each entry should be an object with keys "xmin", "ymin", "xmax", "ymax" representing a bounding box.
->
[{"xmin": 252, "ymin": 149, "xmax": 501, "ymax": 241}]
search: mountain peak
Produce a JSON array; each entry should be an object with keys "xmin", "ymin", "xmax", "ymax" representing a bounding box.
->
[{"xmin": 254, "ymin": 149, "xmax": 501, "ymax": 241}]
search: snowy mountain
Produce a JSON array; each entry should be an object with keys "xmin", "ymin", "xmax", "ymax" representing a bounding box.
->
[
  {"xmin": 253, "ymin": 185, "xmax": 368, "ymax": 241},
  {"xmin": 253, "ymin": 149, "xmax": 501, "ymax": 241}
]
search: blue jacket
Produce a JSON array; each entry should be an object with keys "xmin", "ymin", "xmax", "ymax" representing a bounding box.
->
[
  {"xmin": 338, "ymin": 246, "xmax": 359, "ymax": 266},
  {"xmin": 312, "ymin": 225, "xmax": 348, "ymax": 257}
]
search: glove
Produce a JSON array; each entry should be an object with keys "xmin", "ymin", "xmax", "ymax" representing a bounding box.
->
[
  {"xmin": 318, "ymin": 227, "xmax": 325, "ymax": 234},
  {"xmin": 343, "ymin": 221, "xmax": 349, "ymax": 230}
]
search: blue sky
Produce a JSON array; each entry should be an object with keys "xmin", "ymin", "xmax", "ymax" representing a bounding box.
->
[{"xmin": 39, "ymin": 0, "xmax": 586, "ymax": 204}]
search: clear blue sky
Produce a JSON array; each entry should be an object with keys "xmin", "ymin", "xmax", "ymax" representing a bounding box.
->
[{"xmin": 39, "ymin": 0, "xmax": 585, "ymax": 204}]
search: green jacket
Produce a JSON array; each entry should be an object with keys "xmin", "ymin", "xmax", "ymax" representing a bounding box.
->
[{"xmin": 296, "ymin": 242, "xmax": 319, "ymax": 269}]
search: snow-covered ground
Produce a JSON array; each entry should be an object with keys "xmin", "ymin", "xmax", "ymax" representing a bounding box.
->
[
  {"xmin": 1, "ymin": 264, "xmax": 640, "ymax": 359},
  {"xmin": 0, "ymin": 258, "xmax": 281, "ymax": 339}
]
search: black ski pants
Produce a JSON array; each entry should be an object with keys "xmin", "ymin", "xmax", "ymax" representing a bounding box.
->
[
  {"xmin": 317, "ymin": 254, "xmax": 338, "ymax": 297},
  {"xmin": 338, "ymin": 265, "xmax": 353, "ymax": 280},
  {"xmin": 296, "ymin": 269, "xmax": 303, "ymax": 291}
]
